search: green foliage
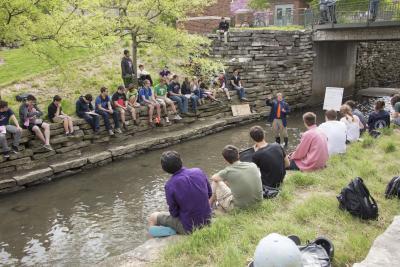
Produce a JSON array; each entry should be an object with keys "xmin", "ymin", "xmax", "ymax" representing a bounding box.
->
[
  {"xmin": 186, "ymin": 58, "xmax": 225, "ymax": 80},
  {"xmin": 289, "ymin": 172, "xmax": 317, "ymax": 187},
  {"xmin": 382, "ymin": 141, "xmax": 396, "ymax": 153},
  {"xmin": 361, "ymin": 134, "xmax": 375, "ymax": 148},
  {"xmin": 248, "ymin": 0, "xmax": 270, "ymax": 10}
]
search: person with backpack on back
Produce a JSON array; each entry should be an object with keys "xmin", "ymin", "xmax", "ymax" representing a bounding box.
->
[
  {"xmin": 266, "ymin": 93, "xmax": 290, "ymax": 148},
  {"xmin": 288, "ymin": 112, "xmax": 329, "ymax": 172}
]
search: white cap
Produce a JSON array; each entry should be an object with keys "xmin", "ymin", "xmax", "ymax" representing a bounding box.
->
[{"xmin": 253, "ymin": 233, "xmax": 303, "ymax": 267}]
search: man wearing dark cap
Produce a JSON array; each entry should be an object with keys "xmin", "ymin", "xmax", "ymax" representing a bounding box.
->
[{"xmin": 148, "ymin": 151, "xmax": 212, "ymax": 234}]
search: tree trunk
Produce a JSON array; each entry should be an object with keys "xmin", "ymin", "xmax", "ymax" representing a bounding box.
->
[{"xmin": 131, "ymin": 31, "xmax": 138, "ymax": 86}]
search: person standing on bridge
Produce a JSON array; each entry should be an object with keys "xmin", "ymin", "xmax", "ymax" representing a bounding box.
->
[
  {"xmin": 319, "ymin": 0, "xmax": 329, "ymax": 24},
  {"xmin": 266, "ymin": 93, "xmax": 290, "ymax": 148},
  {"xmin": 369, "ymin": 0, "xmax": 380, "ymax": 22},
  {"xmin": 326, "ymin": 0, "xmax": 337, "ymax": 24}
]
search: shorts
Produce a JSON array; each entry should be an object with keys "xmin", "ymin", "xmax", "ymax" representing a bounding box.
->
[
  {"xmin": 156, "ymin": 97, "xmax": 173, "ymax": 105},
  {"xmin": 52, "ymin": 116, "xmax": 70, "ymax": 123},
  {"xmin": 115, "ymin": 106, "xmax": 133, "ymax": 112},
  {"xmin": 156, "ymin": 212, "xmax": 187, "ymax": 234},
  {"xmin": 23, "ymin": 122, "xmax": 43, "ymax": 132}
]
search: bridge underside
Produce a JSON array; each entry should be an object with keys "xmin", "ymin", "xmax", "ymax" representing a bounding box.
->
[{"xmin": 313, "ymin": 22, "xmax": 400, "ymax": 41}]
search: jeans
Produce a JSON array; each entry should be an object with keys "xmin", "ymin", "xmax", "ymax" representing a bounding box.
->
[
  {"xmin": 233, "ymin": 86, "xmax": 245, "ymax": 100},
  {"xmin": 189, "ymin": 95, "xmax": 199, "ymax": 112},
  {"xmin": 327, "ymin": 4, "xmax": 336, "ymax": 23},
  {"xmin": 169, "ymin": 95, "xmax": 188, "ymax": 113},
  {"xmin": 122, "ymin": 75, "xmax": 133, "ymax": 88},
  {"xmin": 80, "ymin": 113, "xmax": 100, "ymax": 131},
  {"xmin": 0, "ymin": 125, "xmax": 21, "ymax": 152},
  {"xmin": 96, "ymin": 109, "xmax": 120, "ymax": 131},
  {"xmin": 369, "ymin": 1, "xmax": 379, "ymax": 21}
]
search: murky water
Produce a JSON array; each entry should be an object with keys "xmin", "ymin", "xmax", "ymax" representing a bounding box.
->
[{"xmin": 0, "ymin": 100, "xmax": 389, "ymax": 266}]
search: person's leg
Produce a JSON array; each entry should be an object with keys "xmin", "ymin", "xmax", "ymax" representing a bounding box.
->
[
  {"xmin": 223, "ymin": 88, "xmax": 231, "ymax": 100},
  {"xmin": 82, "ymin": 114, "xmax": 95, "ymax": 131},
  {"xmin": 149, "ymin": 211, "xmax": 186, "ymax": 235},
  {"xmin": 180, "ymin": 96, "xmax": 188, "ymax": 113},
  {"xmin": 272, "ymin": 119, "xmax": 281, "ymax": 144},
  {"xmin": 217, "ymin": 30, "xmax": 221, "ymax": 40},
  {"xmin": 155, "ymin": 102, "xmax": 161, "ymax": 119},
  {"xmin": 6, "ymin": 125, "xmax": 21, "ymax": 150},
  {"xmin": 67, "ymin": 117, "xmax": 74, "ymax": 134},
  {"xmin": 112, "ymin": 110, "xmax": 121, "ymax": 130},
  {"xmin": 32, "ymin": 125, "xmax": 46, "ymax": 144},
  {"xmin": 170, "ymin": 96, "xmax": 183, "ymax": 113},
  {"xmin": 190, "ymin": 95, "xmax": 198, "ymax": 113},
  {"xmin": 147, "ymin": 103, "xmax": 154, "ymax": 123},
  {"xmin": 282, "ymin": 125, "xmax": 289, "ymax": 147},
  {"xmin": 288, "ymin": 160, "xmax": 300, "ymax": 171},
  {"xmin": 0, "ymin": 133, "xmax": 9, "ymax": 153},
  {"xmin": 119, "ymin": 108, "xmax": 126, "ymax": 126},
  {"xmin": 98, "ymin": 110, "xmax": 111, "ymax": 131},
  {"xmin": 165, "ymin": 97, "xmax": 177, "ymax": 114},
  {"xmin": 211, "ymin": 181, "xmax": 233, "ymax": 212},
  {"xmin": 41, "ymin": 123, "xmax": 51, "ymax": 145},
  {"xmin": 62, "ymin": 117, "xmax": 69, "ymax": 134},
  {"xmin": 224, "ymin": 31, "xmax": 228, "ymax": 43}
]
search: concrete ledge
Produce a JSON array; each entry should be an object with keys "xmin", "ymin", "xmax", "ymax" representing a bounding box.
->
[
  {"xmin": 50, "ymin": 158, "xmax": 88, "ymax": 173},
  {"xmin": 13, "ymin": 167, "xmax": 53, "ymax": 186}
]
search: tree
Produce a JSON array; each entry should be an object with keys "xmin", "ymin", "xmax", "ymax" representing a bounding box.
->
[{"xmin": 248, "ymin": 0, "xmax": 270, "ymax": 11}]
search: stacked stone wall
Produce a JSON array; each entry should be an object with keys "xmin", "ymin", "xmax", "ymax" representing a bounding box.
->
[
  {"xmin": 355, "ymin": 41, "xmax": 400, "ymax": 90},
  {"xmin": 210, "ymin": 30, "xmax": 315, "ymax": 106}
]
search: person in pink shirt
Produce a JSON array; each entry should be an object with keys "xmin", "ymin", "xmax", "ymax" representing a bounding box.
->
[{"xmin": 288, "ymin": 112, "xmax": 329, "ymax": 172}]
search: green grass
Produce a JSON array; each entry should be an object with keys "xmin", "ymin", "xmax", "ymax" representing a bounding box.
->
[
  {"xmin": 156, "ymin": 131, "xmax": 400, "ymax": 267},
  {"xmin": 0, "ymin": 46, "xmax": 91, "ymax": 86}
]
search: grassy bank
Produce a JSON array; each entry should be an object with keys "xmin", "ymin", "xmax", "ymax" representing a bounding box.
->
[{"xmin": 157, "ymin": 129, "xmax": 400, "ymax": 266}]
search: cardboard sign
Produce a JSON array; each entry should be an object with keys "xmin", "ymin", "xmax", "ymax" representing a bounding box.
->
[
  {"xmin": 231, "ymin": 104, "xmax": 251, "ymax": 116},
  {"xmin": 323, "ymin": 87, "xmax": 344, "ymax": 111}
]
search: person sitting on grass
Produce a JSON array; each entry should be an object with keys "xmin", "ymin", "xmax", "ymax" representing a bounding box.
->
[
  {"xmin": 340, "ymin": 104, "xmax": 363, "ymax": 143},
  {"xmin": 76, "ymin": 94, "xmax": 100, "ymax": 134},
  {"xmin": 266, "ymin": 93, "xmax": 290, "ymax": 147},
  {"xmin": 345, "ymin": 100, "xmax": 367, "ymax": 131},
  {"xmin": 215, "ymin": 72, "xmax": 231, "ymax": 101},
  {"xmin": 168, "ymin": 75, "xmax": 189, "ymax": 115},
  {"xmin": 154, "ymin": 78, "xmax": 182, "ymax": 122},
  {"xmin": 0, "ymin": 100, "xmax": 22, "ymax": 158},
  {"xmin": 95, "ymin": 87, "xmax": 122, "ymax": 136},
  {"xmin": 210, "ymin": 145, "xmax": 263, "ymax": 212},
  {"xmin": 47, "ymin": 95, "xmax": 75, "ymax": 136},
  {"xmin": 112, "ymin": 85, "xmax": 138, "ymax": 128},
  {"xmin": 19, "ymin": 95, "xmax": 53, "ymax": 151},
  {"xmin": 230, "ymin": 68, "xmax": 248, "ymax": 101},
  {"xmin": 368, "ymin": 100, "xmax": 390, "ymax": 133},
  {"xmin": 288, "ymin": 112, "xmax": 328, "ymax": 172},
  {"xmin": 148, "ymin": 151, "xmax": 212, "ymax": 235},
  {"xmin": 126, "ymin": 83, "xmax": 141, "ymax": 109},
  {"xmin": 250, "ymin": 126, "xmax": 289, "ymax": 190},
  {"xmin": 139, "ymin": 79, "xmax": 162, "ymax": 127},
  {"xmin": 391, "ymin": 94, "xmax": 400, "ymax": 126},
  {"xmin": 318, "ymin": 109, "xmax": 347, "ymax": 155}
]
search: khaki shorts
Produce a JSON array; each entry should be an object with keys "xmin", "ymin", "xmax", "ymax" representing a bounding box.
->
[
  {"xmin": 115, "ymin": 106, "xmax": 133, "ymax": 112},
  {"xmin": 156, "ymin": 97, "xmax": 173, "ymax": 106},
  {"xmin": 272, "ymin": 119, "xmax": 288, "ymax": 138},
  {"xmin": 211, "ymin": 181, "xmax": 234, "ymax": 212},
  {"xmin": 53, "ymin": 116, "xmax": 70, "ymax": 123},
  {"xmin": 156, "ymin": 211, "xmax": 186, "ymax": 234}
]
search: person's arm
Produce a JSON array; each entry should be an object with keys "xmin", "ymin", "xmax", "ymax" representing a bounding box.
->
[
  {"xmin": 112, "ymin": 95, "xmax": 125, "ymax": 109},
  {"xmin": 281, "ymin": 146, "xmax": 290, "ymax": 168},
  {"xmin": 121, "ymin": 60, "xmax": 127, "ymax": 77},
  {"xmin": 10, "ymin": 114, "xmax": 22, "ymax": 130},
  {"xmin": 290, "ymin": 133, "xmax": 312, "ymax": 160},
  {"xmin": 107, "ymin": 101, "xmax": 114, "ymax": 113},
  {"xmin": 356, "ymin": 116, "xmax": 364, "ymax": 130},
  {"xmin": 283, "ymin": 102, "xmax": 290, "ymax": 114},
  {"xmin": 165, "ymin": 185, "xmax": 179, "ymax": 218},
  {"xmin": 168, "ymin": 84, "xmax": 180, "ymax": 96},
  {"xmin": 230, "ymin": 79, "xmax": 236, "ymax": 88},
  {"xmin": 76, "ymin": 101, "xmax": 82, "ymax": 117}
]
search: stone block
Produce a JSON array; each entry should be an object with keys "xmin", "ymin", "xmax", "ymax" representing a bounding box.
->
[
  {"xmin": 0, "ymin": 179, "xmax": 16, "ymax": 189},
  {"xmin": 0, "ymin": 157, "xmax": 31, "ymax": 169},
  {"xmin": 32, "ymin": 150, "xmax": 57, "ymax": 160},
  {"xmin": 87, "ymin": 151, "xmax": 113, "ymax": 164},
  {"xmin": 50, "ymin": 157, "xmax": 88, "ymax": 173},
  {"xmin": 0, "ymin": 185, "xmax": 25, "ymax": 195},
  {"xmin": 13, "ymin": 167, "xmax": 54, "ymax": 185}
]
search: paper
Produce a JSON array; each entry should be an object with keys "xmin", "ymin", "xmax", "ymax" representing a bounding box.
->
[
  {"xmin": 86, "ymin": 111, "xmax": 100, "ymax": 116},
  {"xmin": 231, "ymin": 104, "xmax": 251, "ymax": 117},
  {"xmin": 0, "ymin": 126, "xmax": 6, "ymax": 134},
  {"xmin": 323, "ymin": 87, "xmax": 344, "ymax": 111}
]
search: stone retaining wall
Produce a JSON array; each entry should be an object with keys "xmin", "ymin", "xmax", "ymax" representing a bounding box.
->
[
  {"xmin": 355, "ymin": 41, "xmax": 400, "ymax": 90},
  {"xmin": 210, "ymin": 30, "xmax": 315, "ymax": 106}
]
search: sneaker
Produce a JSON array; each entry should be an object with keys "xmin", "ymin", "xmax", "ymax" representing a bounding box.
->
[
  {"xmin": 65, "ymin": 132, "xmax": 70, "ymax": 137},
  {"xmin": 123, "ymin": 123, "xmax": 128, "ymax": 130},
  {"xmin": 149, "ymin": 121, "xmax": 156, "ymax": 128},
  {"xmin": 11, "ymin": 145, "xmax": 19, "ymax": 153},
  {"xmin": 124, "ymin": 121, "xmax": 130, "ymax": 126},
  {"xmin": 134, "ymin": 119, "xmax": 139, "ymax": 126},
  {"xmin": 2, "ymin": 151, "xmax": 10, "ymax": 159},
  {"xmin": 43, "ymin": 144, "xmax": 53, "ymax": 151},
  {"xmin": 108, "ymin": 130, "xmax": 115, "ymax": 136},
  {"xmin": 94, "ymin": 129, "xmax": 100, "ymax": 135},
  {"xmin": 115, "ymin": 128, "xmax": 122, "ymax": 134},
  {"xmin": 174, "ymin": 114, "xmax": 182, "ymax": 120},
  {"xmin": 241, "ymin": 97, "xmax": 249, "ymax": 102},
  {"xmin": 165, "ymin": 117, "xmax": 170, "ymax": 123}
]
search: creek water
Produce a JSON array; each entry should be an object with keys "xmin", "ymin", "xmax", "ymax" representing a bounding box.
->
[{"xmin": 0, "ymin": 97, "xmax": 392, "ymax": 266}]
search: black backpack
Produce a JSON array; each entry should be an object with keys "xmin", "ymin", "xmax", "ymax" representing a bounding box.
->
[
  {"xmin": 385, "ymin": 176, "xmax": 400, "ymax": 199},
  {"xmin": 337, "ymin": 177, "xmax": 378, "ymax": 220}
]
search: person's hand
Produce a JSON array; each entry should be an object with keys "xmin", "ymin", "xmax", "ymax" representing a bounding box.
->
[
  {"xmin": 109, "ymin": 109, "xmax": 113, "ymax": 114},
  {"xmin": 16, "ymin": 126, "xmax": 22, "ymax": 132},
  {"xmin": 282, "ymin": 108, "xmax": 286, "ymax": 113},
  {"xmin": 267, "ymin": 95, "xmax": 272, "ymax": 100}
]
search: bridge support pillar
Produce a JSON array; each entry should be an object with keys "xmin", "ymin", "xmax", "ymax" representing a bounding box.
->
[{"xmin": 309, "ymin": 42, "xmax": 358, "ymax": 105}]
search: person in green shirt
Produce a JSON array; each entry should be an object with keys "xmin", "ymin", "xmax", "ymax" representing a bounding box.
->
[
  {"xmin": 210, "ymin": 145, "xmax": 263, "ymax": 212},
  {"xmin": 154, "ymin": 78, "xmax": 182, "ymax": 122},
  {"xmin": 126, "ymin": 84, "xmax": 140, "ymax": 125}
]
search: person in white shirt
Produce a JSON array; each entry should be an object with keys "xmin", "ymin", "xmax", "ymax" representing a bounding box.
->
[
  {"xmin": 319, "ymin": 109, "xmax": 347, "ymax": 155},
  {"xmin": 137, "ymin": 64, "xmax": 153, "ymax": 85},
  {"xmin": 339, "ymin": 104, "xmax": 364, "ymax": 143}
]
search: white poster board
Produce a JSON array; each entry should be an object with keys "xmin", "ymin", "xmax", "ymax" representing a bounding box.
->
[
  {"xmin": 323, "ymin": 87, "xmax": 344, "ymax": 111},
  {"xmin": 231, "ymin": 104, "xmax": 251, "ymax": 117}
]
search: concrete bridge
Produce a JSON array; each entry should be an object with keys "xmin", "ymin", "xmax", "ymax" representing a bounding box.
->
[{"xmin": 310, "ymin": 21, "xmax": 400, "ymax": 104}]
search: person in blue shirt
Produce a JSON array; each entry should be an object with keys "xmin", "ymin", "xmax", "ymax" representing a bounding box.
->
[
  {"xmin": 139, "ymin": 79, "xmax": 161, "ymax": 127},
  {"xmin": 368, "ymin": 100, "xmax": 390, "ymax": 132},
  {"xmin": 266, "ymin": 93, "xmax": 290, "ymax": 148},
  {"xmin": 95, "ymin": 87, "xmax": 122, "ymax": 136}
]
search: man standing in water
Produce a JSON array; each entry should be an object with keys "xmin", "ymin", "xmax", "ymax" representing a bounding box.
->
[
  {"xmin": 148, "ymin": 151, "xmax": 212, "ymax": 234},
  {"xmin": 266, "ymin": 93, "xmax": 290, "ymax": 148}
]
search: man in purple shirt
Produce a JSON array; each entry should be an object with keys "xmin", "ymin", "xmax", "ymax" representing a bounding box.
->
[{"xmin": 148, "ymin": 151, "xmax": 212, "ymax": 234}]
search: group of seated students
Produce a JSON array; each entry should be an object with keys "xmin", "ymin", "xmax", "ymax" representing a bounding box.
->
[{"xmin": 147, "ymin": 96, "xmax": 400, "ymax": 236}]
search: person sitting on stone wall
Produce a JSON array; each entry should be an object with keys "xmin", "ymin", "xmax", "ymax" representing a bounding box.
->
[
  {"xmin": 48, "ymin": 95, "xmax": 75, "ymax": 136},
  {"xmin": 139, "ymin": 79, "xmax": 162, "ymax": 127},
  {"xmin": 112, "ymin": 85, "xmax": 138, "ymax": 128},
  {"xmin": 126, "ymin": 83, "xmax": 140, "ymax": 109},
  {"xmin": 154, "ymin": 78, "xmax": 182, "ymax": 122},
  {"xmin": 183, "ymin": 76, "xmax": 199, "ymax": 112},
  {"xmin": 137, "ymin": 64, "xmax": 153, "ymax": 86},
  {"xmin": 148, "ymin": 151, "xmax": 212, "ymax": 235},
  {"xmin": 391, "ymin": 94, "xmax": 400, "ymax": 126},
  {"xmin": 230, "ymin": 68, "xmax": 248, "ymax": 101},
  {"xmin": 19, "ymin": 95, "xmax": 53, "ymax": 151},
  {"xmin": 216, "ymin": 17, "xmax": 229, "ymax": 43},
  {"xmin": 345, "ymin": 100, "xmax": 367, "ymax": 132},
  {"xmin": 0, "ymin": 100, "xmax": 22, "ymax": 158},
  {"xmin": 368, "ymin": 100, "xmax": 390, "ymax": 133},
  {"xmin": 288, "ymin": 112, "xmax": 329, "ymax": 172},
  {"xmin": 215, "ymin": 72, "xmax": 231, "ymax": 101},
  {"xmin": 76, "ymin": 94, "xmax": 100, "ymax": 134},
  {"xmin": 95, "ymin": 87, "xmax": 122, "ymax": 136},
  {"xmin": 168, "ymin": 75, "xmax": 189, "ymax": 115},
  {"xmin": 318, "ymin": 109, "xmax": 347, "ymax": 155},
  {"xmin": 250, "ymin": 126, "xmax": 289, "ymax": 191},
  {"xmin": 266, "ymin": 93, "xmax": 290, "ymax": 147},
  {"xmin": 198, "ymin": 81, "xmax": 221, "ymax": 104},
  {"xmin": 340, "ymin": 104, "xmax": 363, "ymax": 143},
  {"xmin": 209, "ymin": 145, "xmax": 263, "ymax": 212}
]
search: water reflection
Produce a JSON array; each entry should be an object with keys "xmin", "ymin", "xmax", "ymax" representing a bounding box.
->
[{"xmin": 0, "ymin": 116, "xmax": 310, "ymax": 266}]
